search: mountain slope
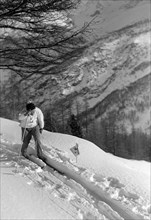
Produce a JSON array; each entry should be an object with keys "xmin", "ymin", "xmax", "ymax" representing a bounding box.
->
[{"xmin": 46, "ymin": 19, "xmax": 150, "ymax": 132}]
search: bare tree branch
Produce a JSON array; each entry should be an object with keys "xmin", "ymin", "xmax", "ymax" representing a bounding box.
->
[{"xmin": 0, "ymin": 0, "xmax": 97, "ymax": 82}]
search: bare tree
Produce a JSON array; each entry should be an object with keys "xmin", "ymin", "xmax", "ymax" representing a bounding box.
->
[{"xmin": 0, "ymin": 0, "xmax": 90, "ymax": 80}]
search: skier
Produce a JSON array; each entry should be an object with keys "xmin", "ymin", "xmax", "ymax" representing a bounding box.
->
[{"xmin": 18, "ymin": 101, "xmax": 45, "ymax": 162}]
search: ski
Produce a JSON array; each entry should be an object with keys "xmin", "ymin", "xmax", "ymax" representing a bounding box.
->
[{"xmin": 23, "ymin": 153, "xmax": 65, "ymax": 175}]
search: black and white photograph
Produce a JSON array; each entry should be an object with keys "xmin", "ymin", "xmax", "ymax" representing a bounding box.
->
[{"xmin": 0, "ymin": 0, "xmax": 150, "ymax": 219}]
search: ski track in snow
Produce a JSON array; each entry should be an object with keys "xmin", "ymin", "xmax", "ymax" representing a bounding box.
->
[{"xmin": 0, "ymin": 137, "xmax": 150, "ymax": 220}]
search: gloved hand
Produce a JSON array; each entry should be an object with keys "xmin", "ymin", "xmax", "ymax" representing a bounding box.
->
[{"xmin": 39, "ymin": 128, "xmax": 43, "ymax": 134}]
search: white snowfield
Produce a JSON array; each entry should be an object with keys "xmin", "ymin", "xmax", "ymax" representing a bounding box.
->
[{"xmin": 0, "ymin": 118, "xmax": 150, "ymax": 220}]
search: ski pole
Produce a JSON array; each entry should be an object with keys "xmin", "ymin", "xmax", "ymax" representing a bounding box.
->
[{"xmin": 16, "ymin": 114, "xmax": 29, "ymax": 170}]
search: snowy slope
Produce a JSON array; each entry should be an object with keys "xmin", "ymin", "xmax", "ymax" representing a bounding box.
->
[{"xmin": 0, "ymin": 118, "xmax": 150, "ymax": 220}]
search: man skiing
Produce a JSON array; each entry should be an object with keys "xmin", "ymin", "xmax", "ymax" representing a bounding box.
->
[{"xmin": 18, "ymin": 101, "xmax": 45, "ymax": 162}]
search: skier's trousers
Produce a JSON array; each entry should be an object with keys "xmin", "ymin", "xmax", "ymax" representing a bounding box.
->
[{"xmin": 21, "ymin": 125, "xmax": 45, "ymax": 161}]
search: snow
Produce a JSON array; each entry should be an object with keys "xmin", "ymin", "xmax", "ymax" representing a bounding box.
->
[
  {"xmin": 134, "ymin": 33, "xmax": 151, "ymax": 46},
  {"xmin": 0, "ymin": 117, "xmax": 150, "ymax": 220}
]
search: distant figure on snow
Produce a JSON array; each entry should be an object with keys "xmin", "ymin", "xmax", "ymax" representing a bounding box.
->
[
  {"xmin": 68, "ymin": 114, "xmax": 83, "ymax": 138},
  {"xmin": 18, "ymin": 101, "xmax": 45, "ymax": 161}
]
